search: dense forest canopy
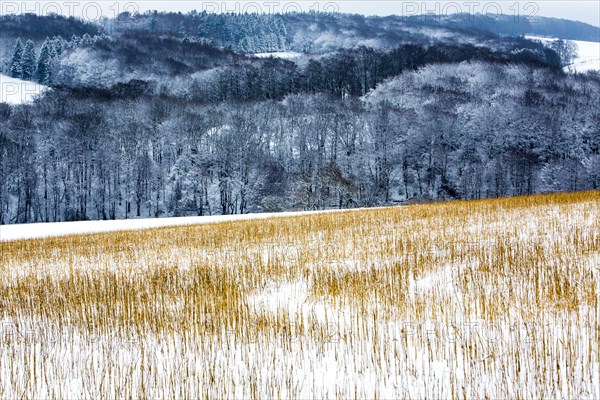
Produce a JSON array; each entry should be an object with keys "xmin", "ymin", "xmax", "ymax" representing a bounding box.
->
[{"xmin": 1, "ymin": 11, "xmax": 599, "ymax": 224}]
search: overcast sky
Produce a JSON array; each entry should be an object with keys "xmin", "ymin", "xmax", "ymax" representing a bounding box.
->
[{"xmin": 4, "ymin": 1, "xmax": 599, "ymax": 27}]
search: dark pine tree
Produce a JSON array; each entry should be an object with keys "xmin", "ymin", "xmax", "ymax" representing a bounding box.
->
[
  {"xmin": 37, "ymin": 39, "xmax": 53, "ymax": 84},
  {"xmin": 10, "ymin": 38, "xmax": 24, "ymax": 78},
  {"xmin": 21, "ymin": 39, "xmax": 36, "ymax": 80}
]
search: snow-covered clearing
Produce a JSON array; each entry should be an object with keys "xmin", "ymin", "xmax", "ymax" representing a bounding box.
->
[
  {"xmin": 568, "ymin": 39, "xmax": 600, "ymax": 72},
  {"xmin": 0, "ymin": 74, "xmax": 48, "ymax": 105},
  {"xmin": 526, "ymin": 36, "xmax": 600, "ymax": 73}
]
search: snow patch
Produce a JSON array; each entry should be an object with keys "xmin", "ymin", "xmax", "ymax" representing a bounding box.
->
[
  {"xmin": 0, "ymin": 74, "xmax": 48, "ymax": 105},
  {"xmin": 253, "ymin": 51, "xmax": 303, "ymax": 59},
  {"xmin": 247, "ymin": 279, "xmax": 334, "ymax": 325}
]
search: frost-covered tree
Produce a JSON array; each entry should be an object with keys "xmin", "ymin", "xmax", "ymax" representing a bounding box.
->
[
  {"xmin": 80, "ymin": 33, "xmax": 93, "ymax": 46},
  {"xmin": 550, "ymin": 39, "xmax": 578, "ymax": 68},
  {"xmin": 37, "ymin": 39, "xmax": 55, "ymax": 84},
  {"xmin": 21, "ymin": 40, "xmax": 36, "ymax": 80},
  {"xmin": 10, "ymin": 38, "xmax": 24, "ymax": 78},
  {"xmin": 51, "ymin": 36, "xmax": 65, "ymax": 55}
]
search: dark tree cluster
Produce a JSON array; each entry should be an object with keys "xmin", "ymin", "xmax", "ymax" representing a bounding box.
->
[{"xmin": 0, "ymin": 13, "xmax": 100, "ymax": 39}]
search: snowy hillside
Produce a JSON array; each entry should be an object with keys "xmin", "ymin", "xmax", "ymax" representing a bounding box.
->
[
  {"xmin": 568, "ymin": 40, "xmax": 600, "ymax": 72},
  {"xmin": 527, "ymin": 36, "xmax": 600, "ymax": 72},
  {"xmin": 0, "ymin": 74, "xmax": 47, "ymax": 104}
]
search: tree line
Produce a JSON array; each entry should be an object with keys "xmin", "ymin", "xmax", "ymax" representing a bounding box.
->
[{"xmin": 1, "ymin": 62, "xmax": 598, "ymax": 224}]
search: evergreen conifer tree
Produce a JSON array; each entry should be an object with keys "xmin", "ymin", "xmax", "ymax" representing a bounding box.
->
[
  {"xmin": 10, "ymin": 38, "xmax": 24, "ymax": 78},
  {"xmin": 21, "ymin": 40, "xmax": 37, "ymax": 80}
]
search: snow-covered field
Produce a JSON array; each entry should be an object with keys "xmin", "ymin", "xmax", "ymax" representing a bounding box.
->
[
  {"xmin": 1, "ymin": 192, "xmax": 599, "ymax": 398},
  {"xmin": 527, "ymin": 36, "xmax": 600, "ymax": 73},
  {"xmin": 568, "ymin": 40, "xmax": 600, "ymax": 72},
  {"xmin": 0, "ymin": 74, "xmax": 48, "ymax": 105}
]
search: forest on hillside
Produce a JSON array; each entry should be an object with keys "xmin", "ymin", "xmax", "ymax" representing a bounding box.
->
[{"xmin": 1, "ymin": 12, "xmax": 599, "ymax": 223}]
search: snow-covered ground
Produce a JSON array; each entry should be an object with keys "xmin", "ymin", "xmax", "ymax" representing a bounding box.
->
[
  {"xmin": 0, "ymin": 207, "xmax": 390, "ymax": 242},
  {"xmin": 568, "ymin": 40, "xmax": 600, "ymax": 72},
  {"xmin": 253, "ymin": 51, "xmax": 303, "ymax": 59},
  {"xmin": 1, "ymin": 194, "xmax": 599, "ymax": 398},
  {"xmin": 0, "ymin": 74, "xmax": 48, "ymax": 105},
  {"xmin": 526, "ymin": 36, "xmax": 600, "ymax": 73}
]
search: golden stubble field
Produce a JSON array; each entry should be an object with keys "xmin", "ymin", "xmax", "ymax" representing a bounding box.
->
[{"xmin": 1, "ymin": 191, "xmax": 599, "ymax": 398}]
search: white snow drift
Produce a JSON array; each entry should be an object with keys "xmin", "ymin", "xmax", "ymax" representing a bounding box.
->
[{"xmin": 0, "ymin": 74, "xmax": 48, "ymax": 105}]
